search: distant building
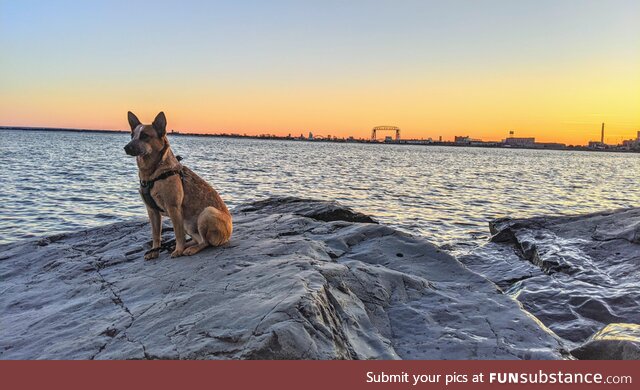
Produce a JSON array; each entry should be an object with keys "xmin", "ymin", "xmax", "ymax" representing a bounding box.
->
[
  {"xmin": 471, "ymin": 141, "xmax": 499, "ymax": 147},
  {"xmin": 535, "ymin": 142, "xmax": 566, "ymax": 149},
  {"xmin": 504, "ymin": 137, "xmax": 535, "ymax": 147},
  {"xmin": 621, "ymin": 131, "xmax": 640, "ymax": 150},
  {"xmin": 588, "ymin": 141, "xmax": 607, "ymax": 150},
  {"xmin": 455, "ymin": 136, "xmax": 482, "ymax": 145},
  {"xmin": 404, "ymin": 139, "xmax": 431, "ymax": 144},
  {"xmin": 308, "ymin": 131, "xmax": 314, "ymax": 140},
  {"xmin": 588, "ymin": 123, "xmax": 609, "ymax": 149}
]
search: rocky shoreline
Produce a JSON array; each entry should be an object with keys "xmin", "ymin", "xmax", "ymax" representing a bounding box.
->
[
  {"xmin": 1, "ymin": 198, "xmax": 637, "ymax": 359},
  {"xmin": 460, "ymin": 207, "xmax": 640, "ymax": 359}
]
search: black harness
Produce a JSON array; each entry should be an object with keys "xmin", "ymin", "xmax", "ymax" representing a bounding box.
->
[{"xmin": 140, "ymin": 169, "xmax": 184, "ymax": 213}]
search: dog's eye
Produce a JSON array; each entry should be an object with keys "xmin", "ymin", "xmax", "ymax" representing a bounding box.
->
[{"xmin": 140, "ymin": 133, "xmax": 149, "ymax": 141}]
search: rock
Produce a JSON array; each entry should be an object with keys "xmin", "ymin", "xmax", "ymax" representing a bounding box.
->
[
  {"xmin": 237, "ymin": 196, "xmax": 377, "ymax": 224},
  {"xmin": 460, "ymin": 208, "xmax": 640, "ymax": 351},
  {"xmin": 571, "ymin": 323, "xmax": 640, "ymax": 360},
  {"xmin": 0, "ymin": 197, "xmax": 566, "ymax": 359},
  {"xmin": 456, "ymin": 244, "xmax": 544, "ymax": 291}
]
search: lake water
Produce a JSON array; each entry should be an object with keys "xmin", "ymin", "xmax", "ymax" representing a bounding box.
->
[{"xmin": 1, "ymin": 129, "xmax": 639, "ymax": 254}]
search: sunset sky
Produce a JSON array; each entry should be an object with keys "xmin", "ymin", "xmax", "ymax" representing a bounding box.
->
[{"xmin": 1, "ymin": 0, "xmax": 639, "ymax": 144}]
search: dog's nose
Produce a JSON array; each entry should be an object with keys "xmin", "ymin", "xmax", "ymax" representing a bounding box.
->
[{"xmin": 124, "ymin": 144, "xmax": 134, "ymax": 155}]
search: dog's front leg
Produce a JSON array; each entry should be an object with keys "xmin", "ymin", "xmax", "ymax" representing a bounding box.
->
[
  {"xmin": 166, "ymin": 206, "xmax": 186, "ymax": 257},
  {"xmin": 144, "ymin": 207, "xmax": 162, "ymax": 260}
]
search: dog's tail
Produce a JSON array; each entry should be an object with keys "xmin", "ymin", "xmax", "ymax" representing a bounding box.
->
[{"xmin": 197, "ymin": 207, "xmax": 233, "ymax": 247}]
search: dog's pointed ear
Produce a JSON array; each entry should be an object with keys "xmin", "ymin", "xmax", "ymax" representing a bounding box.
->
[
  {"xmin": 152, "ymin": 112, "xmax": 167, "ymax": 137},
  {"xmin": 127, "ymin": 111, "xmax": 141, "ymax": 132}
]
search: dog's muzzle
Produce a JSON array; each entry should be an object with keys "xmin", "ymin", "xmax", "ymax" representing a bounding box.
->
[{"xmin": 124, "ymin": 142, "xmax": 139, "ymax": 156}]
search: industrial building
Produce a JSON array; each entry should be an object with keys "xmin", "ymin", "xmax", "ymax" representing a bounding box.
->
[{"xmin": 504, "ymin": 137, "xmax": 536, "ymax": 147}]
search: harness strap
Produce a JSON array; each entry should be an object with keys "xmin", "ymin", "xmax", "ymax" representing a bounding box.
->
[{"xmin": 140, "ymin": 169, "xmax": 184, "ymax": 212}]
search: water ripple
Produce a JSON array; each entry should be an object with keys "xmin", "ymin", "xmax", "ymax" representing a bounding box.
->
[{"xmin": 1, "ymin": 130, "xmax": 639, "ymax": 256}]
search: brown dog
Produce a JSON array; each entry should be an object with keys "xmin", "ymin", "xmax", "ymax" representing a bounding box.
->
[{"xmin": 124, "ymin": 111, "xmax": 232, "ymax": 259}]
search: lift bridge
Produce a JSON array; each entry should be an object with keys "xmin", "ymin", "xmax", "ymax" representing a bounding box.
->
[{"xmin": 371, "ymin": 126, "xmax": 400, "ymax": 142}]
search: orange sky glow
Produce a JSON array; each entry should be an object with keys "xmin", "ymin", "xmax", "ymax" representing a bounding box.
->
[{"xmin": 1, "ymin": 1, "xmax": 639, "ymax": 145}]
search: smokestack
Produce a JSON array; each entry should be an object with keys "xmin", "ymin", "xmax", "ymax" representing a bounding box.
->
[{"xmin": 601, "ymin": 123, "xmax": 605, "ymax": 144}]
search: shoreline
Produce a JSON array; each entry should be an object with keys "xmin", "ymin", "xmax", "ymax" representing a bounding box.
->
[
  {"xmin": 2, "ymin": 197, "xmax": 638, "ymax": 359},
  {"xmin": 2, "ymin": 126, "xmax": 638, "ymax": 154},
  {"xmin": 0, "ymin": 197, "xmax": 567, "ymax": 359}
]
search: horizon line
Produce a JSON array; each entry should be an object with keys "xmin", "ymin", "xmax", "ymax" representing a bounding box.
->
[{"xmin": 3, "ymin": 125, "xmax": 639, "ymax": 148}]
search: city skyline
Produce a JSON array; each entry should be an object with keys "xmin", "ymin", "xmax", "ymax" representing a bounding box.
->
[
  {"xmin": 1, "ymin": 0, "xmax": 639, "ymax": 144},
  {"xmin": 4, "ymin": 124, "xmax": 639, "ymax": 150}
]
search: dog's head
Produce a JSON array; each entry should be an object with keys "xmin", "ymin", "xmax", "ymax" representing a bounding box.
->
[{"xmin": 124, "ymin": 111, "xmax": 167, "ymax": 157}]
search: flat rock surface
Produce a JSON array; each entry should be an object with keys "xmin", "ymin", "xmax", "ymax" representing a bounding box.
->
[
  {"xmin": 460, "ymin": 208, "xmax": 640, "ymax": 354},
  {"xmin": 1, "ymin": 197, "xmax": 565, "ymax": 360}
]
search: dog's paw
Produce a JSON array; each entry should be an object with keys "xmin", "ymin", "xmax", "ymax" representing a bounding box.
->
[
  {"xmin": 144, "ymin": 249, "xmax": 160, "ymax": 260},
  {"xmin": 171, "ymin": 248, "xmax": 184, "ymax": 258},
  {"xmin": 183, "ymin": 246, "xmax": 200, "ymax": 256}
]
